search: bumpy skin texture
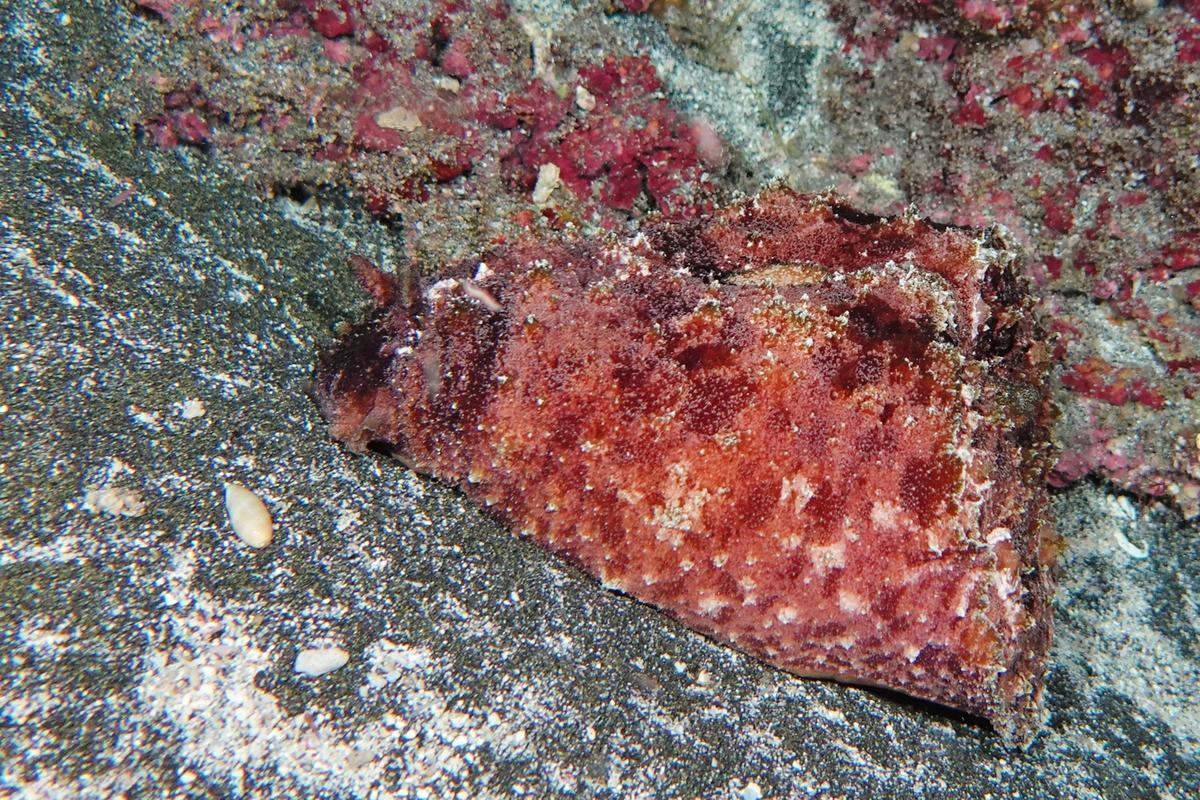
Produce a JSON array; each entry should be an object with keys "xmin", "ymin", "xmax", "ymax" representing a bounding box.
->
[{"xmin": 315, "ymin": 189, "xmax": 1058, "ymax": 746}]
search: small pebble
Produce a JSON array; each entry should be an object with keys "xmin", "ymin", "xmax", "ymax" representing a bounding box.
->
[
  {"xmin": 176, "ymin": 398, "xmax": 206, "ymax": 419},
  {"xmin": 223, "ymin": 482, "xmax": 273, "ymax": 548},
  {"xmin": 295, "ymin": 646, "xmax": 350, "ymax": 677},
  {"xmin": 739, "ymin": 781, "xmax": 763, "ymax": 800},
  {"xmin": 575, "ymin": 85, "xmax": 596, "ymax": 111},
  {"xmin": 375, "ymin": 105, "xmax": 421, "ymax": 132}
]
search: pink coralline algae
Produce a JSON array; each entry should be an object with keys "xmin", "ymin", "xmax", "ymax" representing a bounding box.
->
[
  {"xmin": 135, "ymin": 0, "xmax": 718, "ymax": 262},
  {"xmin": 133, "ymin": 0, "xmax": 187, "ymax": 22},
  {"xmin": 315, "ymin": 189, "xmax": 1059, "ymax": 746},
  {"xmin": 507, "ymin": 55, "xmax": 715, "ymax": 219},
  {"xmin": 143, "ymin": 82, "xmax": 213, "ymax": 149},
  {"xmin": 822, "ymin": 0, "xmax": 1200, "ymax": 517},
  {"xmin": 614, "ymin": 1, "xmax": 656, "ymax": 16}
]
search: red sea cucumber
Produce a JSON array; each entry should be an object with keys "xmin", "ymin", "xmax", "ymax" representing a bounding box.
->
[{"xmin": 314, "ymin": 189, "xmax": 1059, "ymax": 746}]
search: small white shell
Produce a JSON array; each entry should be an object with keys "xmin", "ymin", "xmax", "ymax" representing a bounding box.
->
[
  {"xmin": 294, "ymin": 647, "xmax": 350, "ymax": 677},
  {"xmin": 1113, "ymin": 527, "xmax": 1149, "ymax": 559},
  {"xmin": 223, "ymin": 482, "xmax": 273, "ymax": 549}
]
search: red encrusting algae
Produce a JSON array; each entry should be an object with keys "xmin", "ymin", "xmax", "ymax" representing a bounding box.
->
[
  {"xmin": 314, "ymin": 189, "xmax": 1059, "ymax": 746},
  {"xmin": 136, "ymin": 0, "xmax": 718, "ymax": 265},
  {"xmin": 822, "ymin": 0, "xmax": 1200, "ymax": 517}
]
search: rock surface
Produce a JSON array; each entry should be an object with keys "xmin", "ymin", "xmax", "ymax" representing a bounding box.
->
[{"xmin": 0, "ymin": 1, "xmax": 1197, "ymax": 798}]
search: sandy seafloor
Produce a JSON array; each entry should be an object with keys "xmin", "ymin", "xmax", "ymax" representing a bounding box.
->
[{"xmin": 1, "ymin": 1, "xmax": 1198, "ymax": 798}]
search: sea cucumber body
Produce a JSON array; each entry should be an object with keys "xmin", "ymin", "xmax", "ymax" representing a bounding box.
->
[{"xmin": 316, "ymin": 190, "xmax": 1057, "ymax": 745}]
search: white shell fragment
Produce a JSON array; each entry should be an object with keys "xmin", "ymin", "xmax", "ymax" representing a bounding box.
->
[
  {"xmin": 532, "ymin": 162, "xmax": 560, "ymax": 205},
  {"xmin": 459, "ymin": 278, "xmax": 503, "ymax": 312},
  {"xmin": 374, "ymin": 105, "xmax": 421, "ymax": 131},
  {"xmin": 574, "ymin": 84, "xmax": 596, "ymax": 111},
  {"xmin": 1114, "ymin": 527, "xmax": 1150, "ymax": 559},
  {"xmin": 1106, "ymin": 493, "xmax": 1149, "ymax": 559},
  {"xmin": 295, "ymin": 647, "xmax": 350, "ymax": 677},
  {"xmin": 223, "ymin": 482, "xmax": 273, "ymax": 549}
]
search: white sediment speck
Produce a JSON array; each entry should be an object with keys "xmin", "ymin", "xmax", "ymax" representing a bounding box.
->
[
  {"xmin": 128, "ymin": 404, "xmax": 163, "ymax": 431},
  {"xmin": 738, "ymin": 781, "xmax": 764, "ymax": 800},
  {"xmin": 134, "ymin": 553, "xmax": 538, "ymax": 797},
  {"xmin": 334, "ymin": 507, "xmax": 361, "ymax": 532},
  {"xmin": 83, "ymin": 485, "xmax": 146, "ymax": 517},
  {"xmin": 176, "ymin": 398, "xmax": 206, "ymax": 419},
  {"xmin": 223, "ymin": 482, "xmax": 273, "ymax": 549},
  {"xmin": 295, "ymin": 647, "xmax": 350, "ymax": 677}
]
